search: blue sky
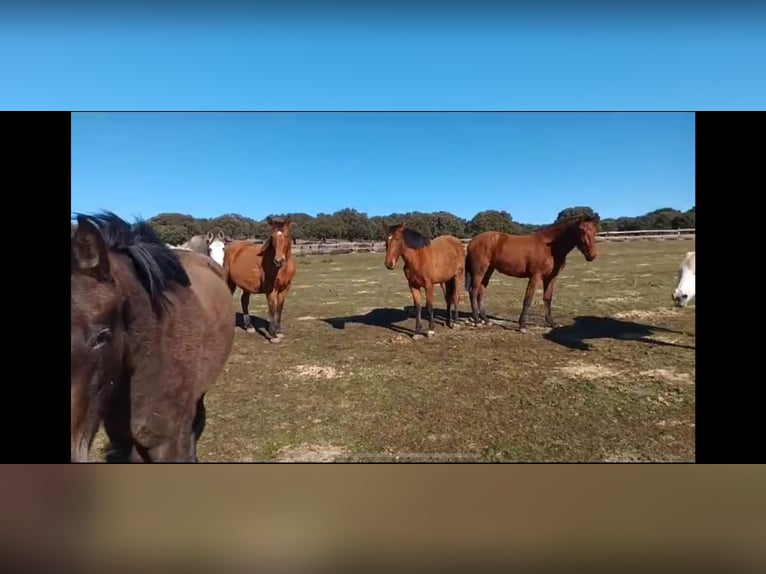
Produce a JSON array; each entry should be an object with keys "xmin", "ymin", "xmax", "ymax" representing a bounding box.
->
[
  {"xmin": 2, "ymin": 6, "xmax": 765, "ymax": 110},
  {"xmin": 71, "ymin": 112, "xmax": 694, "ymax": 224},
  {"xmin": 4, "ymin": 6, "xmax": 760, "ymax": 222}
]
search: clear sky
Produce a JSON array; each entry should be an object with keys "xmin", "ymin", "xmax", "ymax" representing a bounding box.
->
[
  {"xmin": 2, "ymin": 5, "xmax": 765, "ymax": 110},
  {"xmin": 71, "ymin": 112, "xmax": 694, "ymax": 224},
  {"xmin": 6, "ymin": 5, "xmax": 759, "ymax": 223}
]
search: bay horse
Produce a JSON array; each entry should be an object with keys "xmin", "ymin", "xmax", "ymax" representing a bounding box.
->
[
  {"xmin": 71, "ymin": 212, "xmax": 235, "ymax": 462},
  {"xmin": 465, "ymin": 215, "xmax": 600, "ymax": 333},
  {"xmin": 672, "ymin": 251, "xmax": 695, "ymax": 307},
  {"xmin": 223, "ymin": 217, "xmax": 296, "ymax": 343},
  {"xmin": 383, "ymin": 222, "xmax": 465, "ymax": 339},
  {"xmin": 178, "ymin": 231, "xmax": 226, "ymax": 267}
]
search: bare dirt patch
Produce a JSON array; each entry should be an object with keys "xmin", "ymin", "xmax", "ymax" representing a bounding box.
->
[
  {"xmin": 640, "ymin": 369, "xmax": 693, "ymax": 384},
  {"xmin": 597, "ymin": 296, "xmax": 641, "ymax": 303},
  {"xmin": 292, "ymin": 365, "xmax": 339, "ymax": 379},
  {"xmin": 557, "ymin": 362, "xmax": 621, "ymax": 380},
  {"xmin": 613, "ymin": 308, "xmax": 682, "ymax": 320},
  {"xmin": 277, "ymin": 443, "xmax": 346, "ymax": 462},
  {"xmin": 296, "ymin": 315, "xmax": 319, "ymax": 321}
]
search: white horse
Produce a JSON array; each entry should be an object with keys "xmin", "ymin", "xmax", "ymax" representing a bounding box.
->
[
  {"xmin": 672, "ymin": 251, "xmax": 695, "ymax": 307},
  {"xmin": 176, "ymin": 231, "xmax": 226, "ymax": 267}
]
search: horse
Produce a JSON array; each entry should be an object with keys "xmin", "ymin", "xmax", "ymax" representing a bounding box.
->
[
  {"xmin": 383, "ymin": 222, "xmax": 465, "ymax": 339},
  {"xmin": 178, "ymin": 231, "xmax": 226, "ymax": 267},
  {"xmin": 464, "ymin": 215, "xmax": 600, "ymax": 333},
  {"xmin": 672, "ymin": 251, "xmax": 695, "ymax": 307},
  {"xmin": 223, "ymin": 217, "xmax": 296, "ymax": 343},
  {"xmin": 71, "ymin": 212, "xmax": 235, "ymax": 462}
]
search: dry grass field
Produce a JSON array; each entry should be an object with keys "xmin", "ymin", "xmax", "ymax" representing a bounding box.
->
[{"xmin": 93, "ymin": 239, "xmax": 696, "ymax": 462}]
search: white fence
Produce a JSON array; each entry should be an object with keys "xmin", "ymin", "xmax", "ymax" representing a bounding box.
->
[
  {"xmin": 286, "ymin": 228, "xmax": 695, "ymax": 255},
  {"xmin": 595, "ymin": 228, "xmax": 695, "ymax": 242}
]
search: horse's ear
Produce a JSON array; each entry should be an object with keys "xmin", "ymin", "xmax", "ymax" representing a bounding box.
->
[
  {"xmin": 72, "ymin": 216, "xmax": 112, "ymax": 281},
  {"xmin": 206, "ymin": 231, "xmax": 214, "ymax": 243},
  {"xmin": 217, "ymin": 230, "xmax": 225, "ymax": 240},
  {"xmin": 267, "ymin": 216, "xmax": 274, "ymax": 227},
  {"xmin": 284, "ymin": 217, "xmax": 292, "ymax": 227}
]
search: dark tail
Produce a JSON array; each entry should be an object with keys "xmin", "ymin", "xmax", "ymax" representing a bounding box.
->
[{"xmin": 464, "ymin": 252, "xmax": 472, "ymax": 294}]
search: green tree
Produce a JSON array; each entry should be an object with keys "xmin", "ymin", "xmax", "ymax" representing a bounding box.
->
[
  {"xmin": 465, "ymin": 210, "xmax": 519, "ymax": 236},
  {"xmin": 151, "ymin": 223, "xmax": 190, "ymax": 245},
  {"xmin": 555, "ymin": 206, "xmax": 599, "ymax": 222}
]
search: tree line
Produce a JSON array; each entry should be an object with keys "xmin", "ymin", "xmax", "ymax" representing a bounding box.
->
[{"xmin": 72, "ymin": 205, "xmax": 695, "ymax": 245}]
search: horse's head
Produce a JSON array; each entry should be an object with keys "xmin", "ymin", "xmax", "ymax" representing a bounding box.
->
[
  {"xmin": 572, "ymin": 216, "xmax": 600, "ymax": 262},
  {"xmin": 207, "ymin": 230, "xmax": 225, "ymax": 266},
  {"xmin": 672, "ymin": 251, "xmax": 695, "ymax": 307},
  {"xmin": 70, "ymin": 217, "xmax": 129, "ymax": 462},
  {"xmin": 267, "ymin": 217, "xmax": 292, "ymax": 268},
  {"xmin": 383, "ymin": 222, "xmax": 405, "ymax": 270}
]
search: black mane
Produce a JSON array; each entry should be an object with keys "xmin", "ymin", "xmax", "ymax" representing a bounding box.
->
[
  {"xmin": 388, "ymin": 225, "xmax": 431, "ymax": 249},
  {"xmin": 537, "ymin": 214, "xmax": 598, "ymax": 234},
  {"xmin": 73, "ymin": 211, "xmax": 191, "ymax": 313}
]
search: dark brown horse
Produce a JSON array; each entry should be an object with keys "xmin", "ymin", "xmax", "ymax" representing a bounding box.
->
[
  {"xmin": 223, "ymin": 217, "xmax": 296, "ymax": 343},
  {"xmin": 383, "ymin": 223, "xmax": 465, "ymax": 339},
  {"xmin": 71, "ymin": 212, "xmax": 235, "ymax": 462},
  {"xmin": 465, "ymin": 215, "xmax": 600, "ymax": 333}
]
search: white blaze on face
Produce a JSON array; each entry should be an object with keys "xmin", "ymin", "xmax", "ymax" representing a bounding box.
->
[
  {"xmin": 672, "ymin": 251, "xmax": 695, "ymax": 307},
  {"xmin": 208, "ymin": 239, "xmax": 225, "ymax": 266}
]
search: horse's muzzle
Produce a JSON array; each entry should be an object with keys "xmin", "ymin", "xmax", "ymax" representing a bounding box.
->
[
  {"xmin": 274, "ymin": 258, "xmax": 284, "ymax": 268},
  {"xmin": 585, "ymin": 254, "xmax": 596, "ymax": 262},
  {"xmin": 673, "ymin": 293, "xmax": 688, "ymax": 307},
  {"xmin": 385, "ymin": 262, "xmax": 394, "ymax": 270}
]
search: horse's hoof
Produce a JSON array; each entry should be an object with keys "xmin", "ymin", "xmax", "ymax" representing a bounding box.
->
[
  {"xmin": 427, "ymin": 330, "xmax": 435, "ymax": 338},
  {"xmin": 519, "ymin": 327, "xmax": 528, "ymax": 334},
  {"xmin": 275, "ymin": 332, "xmax": 285, "ymax": 339},
  {"xmin": 269, "ymin": 337, "xmax": 283, "ymax": 344},
  {"xmin": 412, "ymin": 333, "xmax": 425, "ymax": 341},
  {"xmin": 246, "ymin": 327, "xmax": 256, "ymax": 334}
]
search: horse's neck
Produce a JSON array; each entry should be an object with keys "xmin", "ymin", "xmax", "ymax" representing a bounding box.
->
[
  {"xmin": 544, "ymin": 229, "xmax": 577, "ymax": 260},
  {"xmin": 399, "ymin": 245, "xmax": 422, "ymax": 269}
]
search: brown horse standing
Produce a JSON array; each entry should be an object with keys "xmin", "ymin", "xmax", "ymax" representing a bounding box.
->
[
  {"xmin": 383, "ymin": 223, "xmax": 465, "ymax": 339},
  {"xmin": 223, "ymin": 217, "xmax": 296, "ymax": 343},
  {"xmin": 465, "ymin": 215, "xmax": 600, "ymax": 333},
  {"xmin": 71, "ymin": 212, "xmax": 235, "ymax": 462}
]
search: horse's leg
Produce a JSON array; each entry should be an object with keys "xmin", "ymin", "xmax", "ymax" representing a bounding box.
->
[
  {"xmin": 266, "ymin": 290, "xmax": 281, "ymax": 342},
  {"xmin": 425, "ymin": 282, "xmax": 436, "ymax": 336},
  {"xmin": 274, "ymin": 285, "xmax": 291, "ymax": 339},
  {"xmin": 468, "ymin": 264, "xmax": 487, "ymax": 326},
  {"xmin": 444, "ymin": 280, "xmax": 455, "ymax": 328},
  {"xmin": 542, "ymin": 275, "xmax": 560, "ymax": 328},
  {"xmin": 477, "ymin": 267, "xmax": 494, "ymax": 325},
  {"xmin": 518, "ymin": 274, "xmax": 542, "ymax": 334},
  {"xmin": 241, "ymin": 291, "xmax": 255, "ymax": 333},
  {"xmin": 410, "ymin": 286, "xmax": 424, "ymax": 338},
  {"xmin": 191, "ymin": 394, "xmax": 206, "ymax": 462},
  {"xmin": 454, "ymin": 267, "xmax": 464, "ymax": 327}
]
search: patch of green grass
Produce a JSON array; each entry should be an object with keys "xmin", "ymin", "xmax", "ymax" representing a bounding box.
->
[{"xmin": 93, "ymin": 239, "xmax": 695, "ymax": 462}]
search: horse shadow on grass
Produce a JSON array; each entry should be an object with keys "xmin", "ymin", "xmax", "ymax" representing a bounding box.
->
[
  {"xmin": 323, "ymin": 308, "xmax": 417, "ymax": 336},
  {"xmin": 323, "ymin": 306, "xmax": 507, "ymax": 336},
  {"xmin": 543, "ymin": 315, "xmax": 695, "ymax": 351},
  {"xmin": 234, "ymin": 312, "xmax": 272, "ymax": 341}
]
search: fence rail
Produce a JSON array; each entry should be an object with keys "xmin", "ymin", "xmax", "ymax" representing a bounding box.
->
[{"xmin": 287, "ymin": 228, "xmax": 695, "ymax": 255}]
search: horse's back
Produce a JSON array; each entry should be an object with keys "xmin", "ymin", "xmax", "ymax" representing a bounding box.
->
[
  {"xmin": 432, "ymin": 235, "xmax": 465, "ymax": 261},
  {"xmin": 682, "ymin": 251, "xmax": 695, "ymax": 273},
  {"xmin": 175, "ymin": 250, "xmax": 235, "ymax": 390}
]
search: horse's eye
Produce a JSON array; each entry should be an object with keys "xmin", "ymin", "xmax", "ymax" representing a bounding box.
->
[{"xmin": 93, "ymin": 328, "xmax": 111, "ymax": 349}]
